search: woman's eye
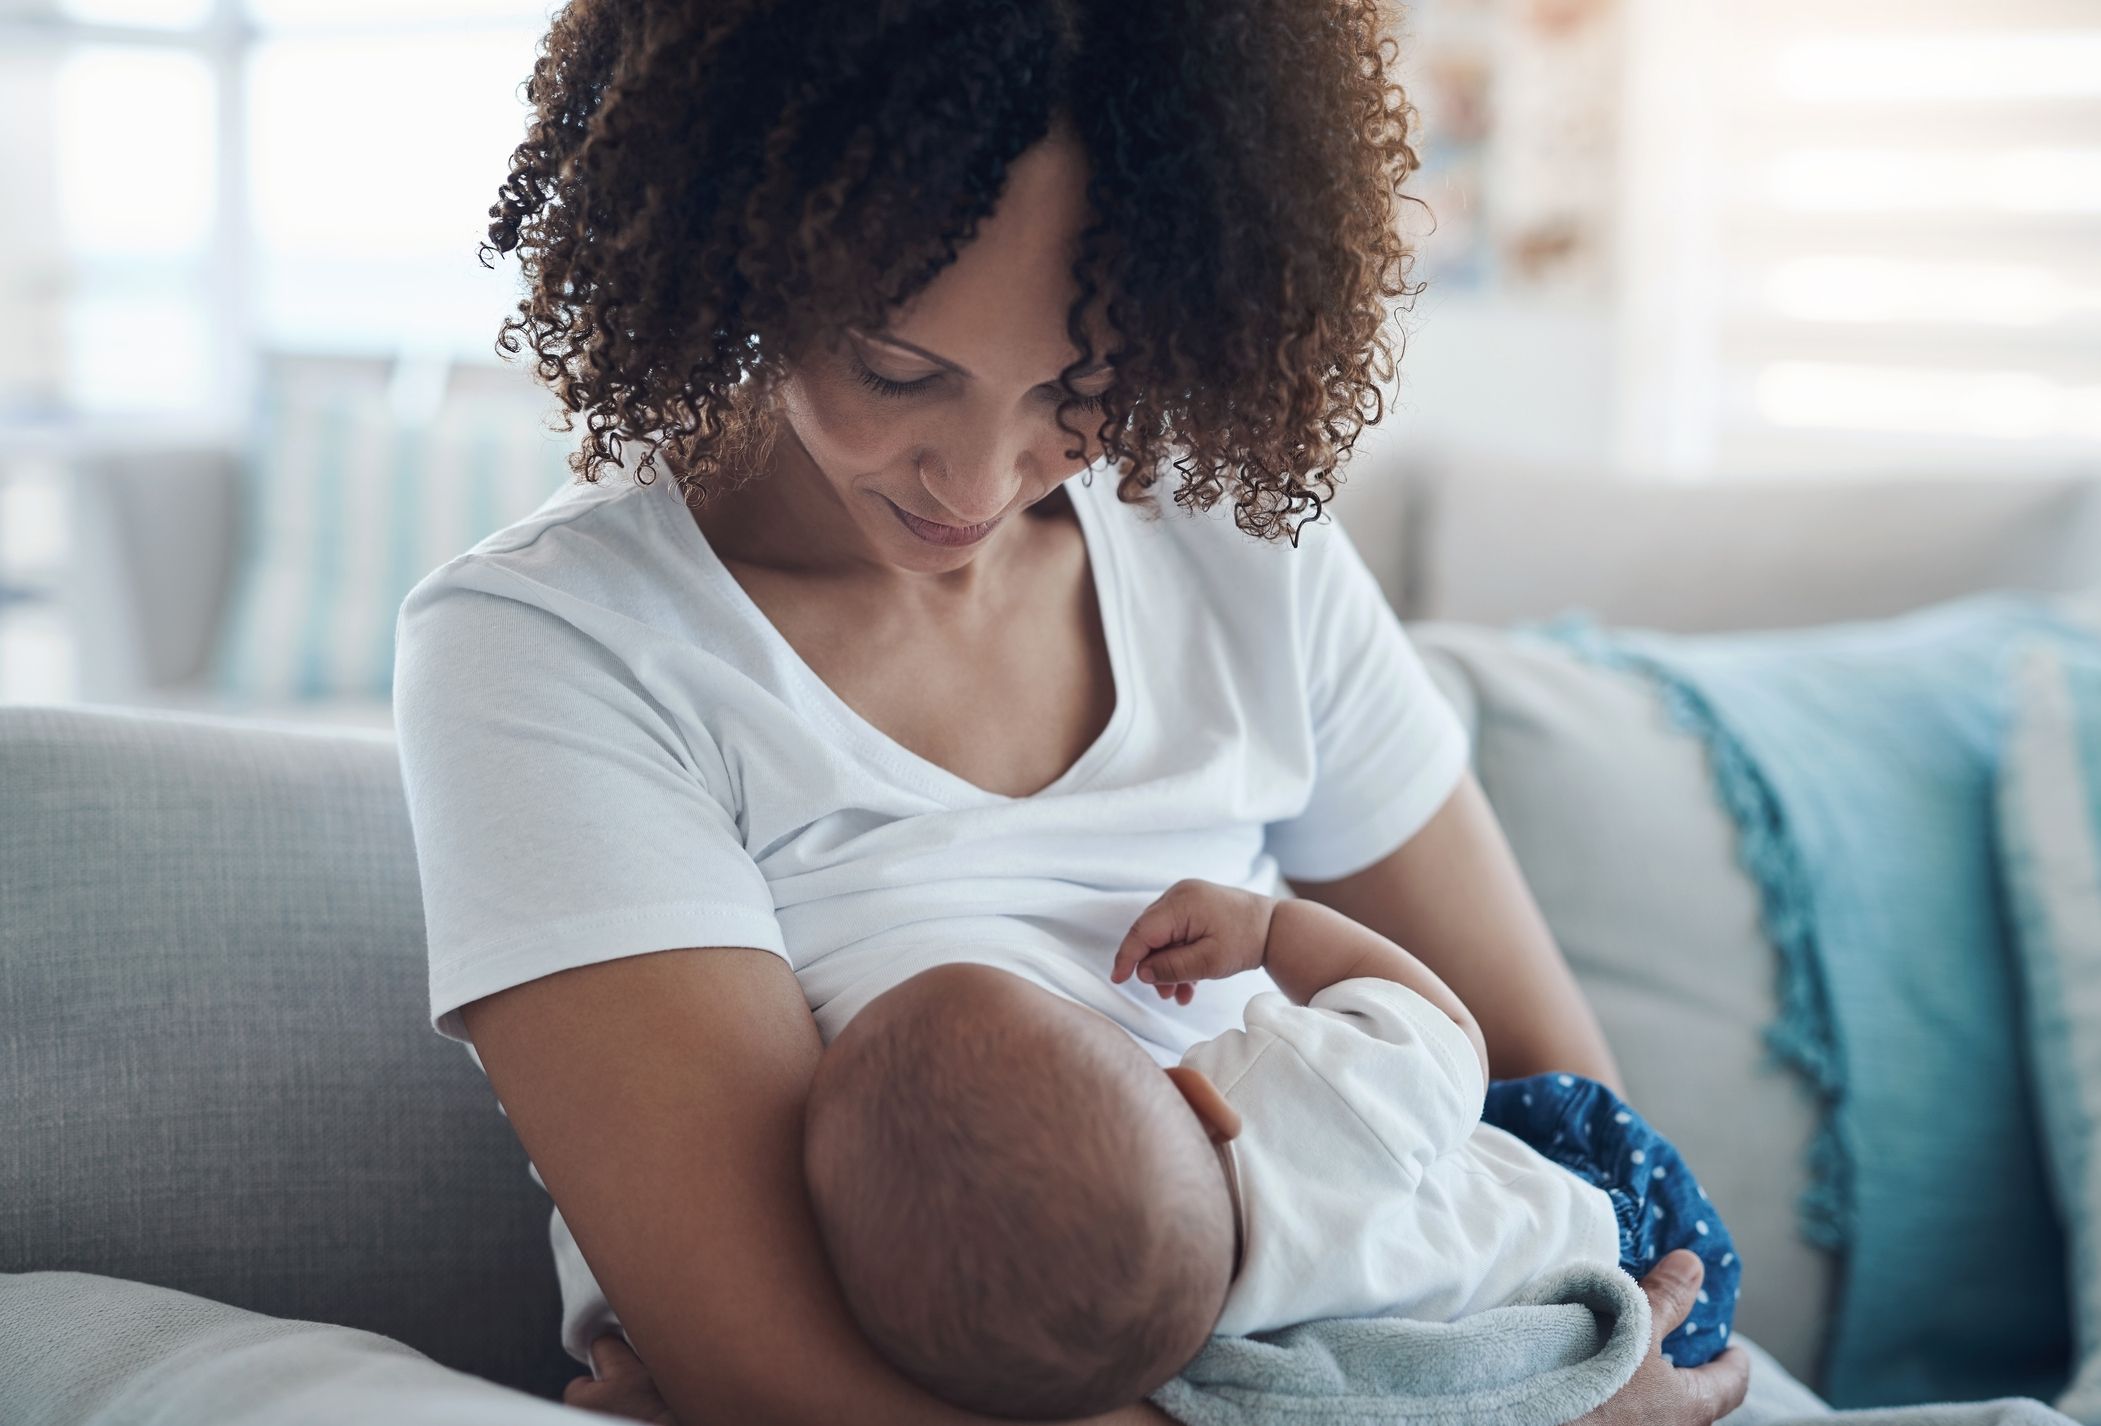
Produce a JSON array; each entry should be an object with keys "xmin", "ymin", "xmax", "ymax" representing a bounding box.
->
[
  {"xmin": 851, "ymin": 355, "xmax": 1109, "ymax": 411},
  {"xmin": 853, "ymin": 361, "xmax": 936, "ymax": 398}
]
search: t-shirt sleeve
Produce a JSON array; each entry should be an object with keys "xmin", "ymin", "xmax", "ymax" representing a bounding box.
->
[
  {"xmin": 1261, "ymin": 512, "xmax": 1471, "ymax": 883},
  {"xmin": 393, "ymin": 564, "xmax": 787, "ymax": 1044},
  {"xmin": 1250, "ymin": 979, "xmax": 1486, "ymax": 1169}
]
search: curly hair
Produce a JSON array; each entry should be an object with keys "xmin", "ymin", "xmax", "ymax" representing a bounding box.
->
[{"xmin": 481, "ymin": 0, "xmax": 1423, "ymax": 543}]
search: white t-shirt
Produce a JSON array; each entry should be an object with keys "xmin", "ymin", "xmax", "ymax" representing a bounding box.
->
[
  {"xmin": 392, "ymin": 461, "xmax": 1472, "ymax": 1362},
  {"xmin": 1186, "ymin": 978, "xmax": 1622, "ymax": 1336}
]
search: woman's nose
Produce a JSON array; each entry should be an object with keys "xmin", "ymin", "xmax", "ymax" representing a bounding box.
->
[{"xmin": 915, "ymin": 437, "xmax": 1035, "ymax": 525}]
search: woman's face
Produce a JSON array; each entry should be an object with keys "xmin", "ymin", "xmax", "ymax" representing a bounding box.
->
[{"xmin": 769, "ymin": 125, "xmax": 1119, "ymax": 573}]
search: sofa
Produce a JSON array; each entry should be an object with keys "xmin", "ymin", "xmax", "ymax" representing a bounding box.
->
[
  {"xmin": 2, "ymin": 613, "xmax": 1957, "ymax": 1417},
  {"xmin": 8, "ymin": 455, "xmax": 2096, "ymax": 1419}
]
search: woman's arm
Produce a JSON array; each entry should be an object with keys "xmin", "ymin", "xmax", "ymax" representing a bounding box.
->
[
  {"xmin": 1285, "ymin": 769, "xmax": 1625, "ymax": 1093},
  {"xmin": 461, "ymin": 945, "xmax": 1173, "ymax": 1426}
]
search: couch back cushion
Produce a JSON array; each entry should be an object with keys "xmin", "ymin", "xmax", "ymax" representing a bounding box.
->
[
  {"xmin": 1400, "ymin": 465, "xmax": 2101, "ymax": 633},
  {"xmin": 0, "ymin": 706, "xmax": 573, "ymax": 1399}
]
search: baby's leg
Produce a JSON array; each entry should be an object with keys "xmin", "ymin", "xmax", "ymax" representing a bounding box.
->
[{"xmin": 1481, "ymin": 1073, "xmax": 1741, "ymax": 1368}]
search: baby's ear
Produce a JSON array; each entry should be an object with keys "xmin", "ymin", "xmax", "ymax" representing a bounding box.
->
[{"xmin": 1164, "ymin": 1065, "xmax": 1242, "ymax": 1143}]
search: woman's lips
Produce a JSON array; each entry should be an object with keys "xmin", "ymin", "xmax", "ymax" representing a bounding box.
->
[{"xmin": 887, "ymin": 497, "xmax": 1001, "ymax": 547}]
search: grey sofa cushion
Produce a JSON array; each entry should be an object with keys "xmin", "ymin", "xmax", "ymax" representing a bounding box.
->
[
  {"xmin": 1400, "ymin": 466, "xmax": 2101, "ymax": 634},
  {"xmin": 0, "ymin": 706, "xmax": 572, "ymax": 1400},
  {"xmin": 1416, "ymin": 624, "xmax": 1840, "ymax": 1389}
]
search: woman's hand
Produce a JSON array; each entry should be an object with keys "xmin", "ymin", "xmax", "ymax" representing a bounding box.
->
[
  {"xmin": 1574, "ymin": 1251, "xmax": 1750, "ymax": 1426},
  {"xmin": 563, "ymin": 1335, "xmax": 680, "ymax": 1424}
]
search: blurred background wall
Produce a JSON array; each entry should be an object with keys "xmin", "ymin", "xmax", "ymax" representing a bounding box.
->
[{"xmin": 0, "ymin": 0, "xmax": 2096, "ymax": 722}]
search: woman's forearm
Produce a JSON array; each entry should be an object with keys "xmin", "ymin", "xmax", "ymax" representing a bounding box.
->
[
  {"xmin": 1284, "ymin": 771, "xmax": 1625, "ymax": 1092},
  {"xmin": 463, "ymin": 945, "xmax": 1183, "ymax": 1426}
]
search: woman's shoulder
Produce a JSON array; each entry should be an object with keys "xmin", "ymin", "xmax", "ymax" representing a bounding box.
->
[
  {"xmin": 1083, "ymin": 470, "xmax": 1373, "ymax": 621},
  {"xmin": 398, "ymin": 471, "xmax": 727, "ymax": 652}
]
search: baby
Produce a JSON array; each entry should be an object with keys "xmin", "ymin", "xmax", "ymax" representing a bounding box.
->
[{"xmin": 802, "ymin": 879, "xmax": 1740, "ymax": 1420}]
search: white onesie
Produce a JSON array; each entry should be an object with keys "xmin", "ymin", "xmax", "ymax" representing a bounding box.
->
[{"xmin": 1181, "ymin": 977, "xmax": 1622, "ymax": 1336}]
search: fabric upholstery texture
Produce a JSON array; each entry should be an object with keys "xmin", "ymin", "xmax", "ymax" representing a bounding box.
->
[{"xmin": 0, "ymin": 705, "xmax": 574, "ymax": 1400}]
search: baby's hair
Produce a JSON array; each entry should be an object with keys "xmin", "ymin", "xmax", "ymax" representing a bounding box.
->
[{"xmin": 804, "ymin": 964, "xmax": 1234, "ymax": 1420}]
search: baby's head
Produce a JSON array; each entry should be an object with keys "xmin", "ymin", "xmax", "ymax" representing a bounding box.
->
[{"xmin": 804, "ymin": 963, "xmax": 1239, "ymax": 1420}]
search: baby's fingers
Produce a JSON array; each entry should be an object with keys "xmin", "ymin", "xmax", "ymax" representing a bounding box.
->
[
  {"xmin": 1112, "ymin": 894, "xmax": 1199, "ymax": 982},
  {"xmin": 1133, "ymin": 940, "xmax": 1219, "ymax": 986}
]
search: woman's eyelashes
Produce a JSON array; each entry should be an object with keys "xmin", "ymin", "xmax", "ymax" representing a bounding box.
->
[
  {"xmin": 852, "ymin": 362, "xmax": 937, "ymax": 399},
  {"xmin": 850, "ymin": 358, "xmax": 1107, "ymax": 411}
]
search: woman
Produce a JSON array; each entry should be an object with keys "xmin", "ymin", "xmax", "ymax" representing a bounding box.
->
[{"xmin": 394, "ymin": 2, "xmax": 1758, "ymax": 1422}]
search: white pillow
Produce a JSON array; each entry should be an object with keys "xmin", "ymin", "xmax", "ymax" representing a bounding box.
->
[{"xmin": 0, "ymin": 1271, "xmax": 592, "ymax": 1425}]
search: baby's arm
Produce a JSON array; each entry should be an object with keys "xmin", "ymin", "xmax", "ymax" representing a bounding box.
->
[{"xmin": 1111, "ymin": 879, "xmax": 1490, "ymax": 1083}]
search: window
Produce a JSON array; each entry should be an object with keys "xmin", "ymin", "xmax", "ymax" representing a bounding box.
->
[
  {"xmin": 0, "ymin": 0, "xmax": 551, "ymax": 436},
  {"xmin": 1618, "ymin": 0, "xmax": 2101, "ymax": 477},
  {"xmin": 0, "ymin": 0, "xmax": 554, "ymax": 701}
]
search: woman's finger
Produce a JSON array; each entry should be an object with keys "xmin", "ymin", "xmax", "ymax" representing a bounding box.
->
[
  {"xmin": 1639, "ymin": 1251, "xmax": 1707, "ymax": 1342},
  {"xmin": 1678, "ymin": 1344, "xmax": 1751, "ymax": 1420}
]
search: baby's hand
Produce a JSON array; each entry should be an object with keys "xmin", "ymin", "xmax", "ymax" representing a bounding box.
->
[{"xmin": 1111, "ymin": 878, "xmax": 1277, "ymax": 1004}]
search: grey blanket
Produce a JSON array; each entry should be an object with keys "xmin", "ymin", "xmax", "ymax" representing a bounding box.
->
[
  {"xmin": 0, "ymin": 1269, "xmax": 2077, "ymax": 1426},
  {"xmin": 1152, "ymin": 1255, "xmax": 2073, "ymax": 1426},
  {"xmin": 1153, "ymin": 1261, "xmax": 1653, "ymax": 1426}
]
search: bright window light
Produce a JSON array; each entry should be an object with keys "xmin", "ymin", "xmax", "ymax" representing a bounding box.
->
[
  {"xmin": 1778, "ymin": 33, "xmax": 2101, "ymax": 104},
  {"xmin": 58, "ymin": 0, "xmax": 211, "ymax": 27},
  {"xmin": 0, "ymin": 606, "xmax": 78, "ymax": 705},
  {"xmin": 1755, "ymin": 361, "xmax": 2101, "ymax": 442},
  {"xmin": 1762, "ymin": 257, "xmax": 2098, "ymax": 328},
  {"xmin": 63, "ymin": 286, "xmax": 213, "ymax": 414},
  {"xmin": 245, "ymin": 0, "xmax": 555, "ymax": 27},
  {"xmin": 0, "ymin": 464, "xmax": 68, "ymax": 576},
  {"xmin": 1767, "ymin": 148, "xmax": 2101, "ymax": 216},
  {"xmin": 247, "ymin": 29, "xmax": 540, "ymax": 260},
  {"xmin": 55, "ymin": 47, "xmax": 215, "ymax": 257}
]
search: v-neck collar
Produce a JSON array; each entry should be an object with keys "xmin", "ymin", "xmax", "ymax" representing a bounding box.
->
[{"xmin": 655, "ymin": 468, "xmax": 1135, "ymax": 806}]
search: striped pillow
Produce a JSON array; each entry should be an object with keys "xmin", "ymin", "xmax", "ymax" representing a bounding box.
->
[
  {"xmin": 214, "ymin": 380, "xmax": 576, "ymax": 703},
  {"xmin": 1997, "ymin": 600, "xmax": 2101, "ymax": 1426}
]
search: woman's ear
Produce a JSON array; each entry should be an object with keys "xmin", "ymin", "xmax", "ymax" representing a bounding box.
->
[{"xmin": 1163, "ymin": 1065, "xmax": 1242, "ymax": 1143}]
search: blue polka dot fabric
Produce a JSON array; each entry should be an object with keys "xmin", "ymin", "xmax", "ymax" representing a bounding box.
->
[{"xmin": 1482, "ymin": 1073, "xmax": 1740, "ymax": 1367}]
